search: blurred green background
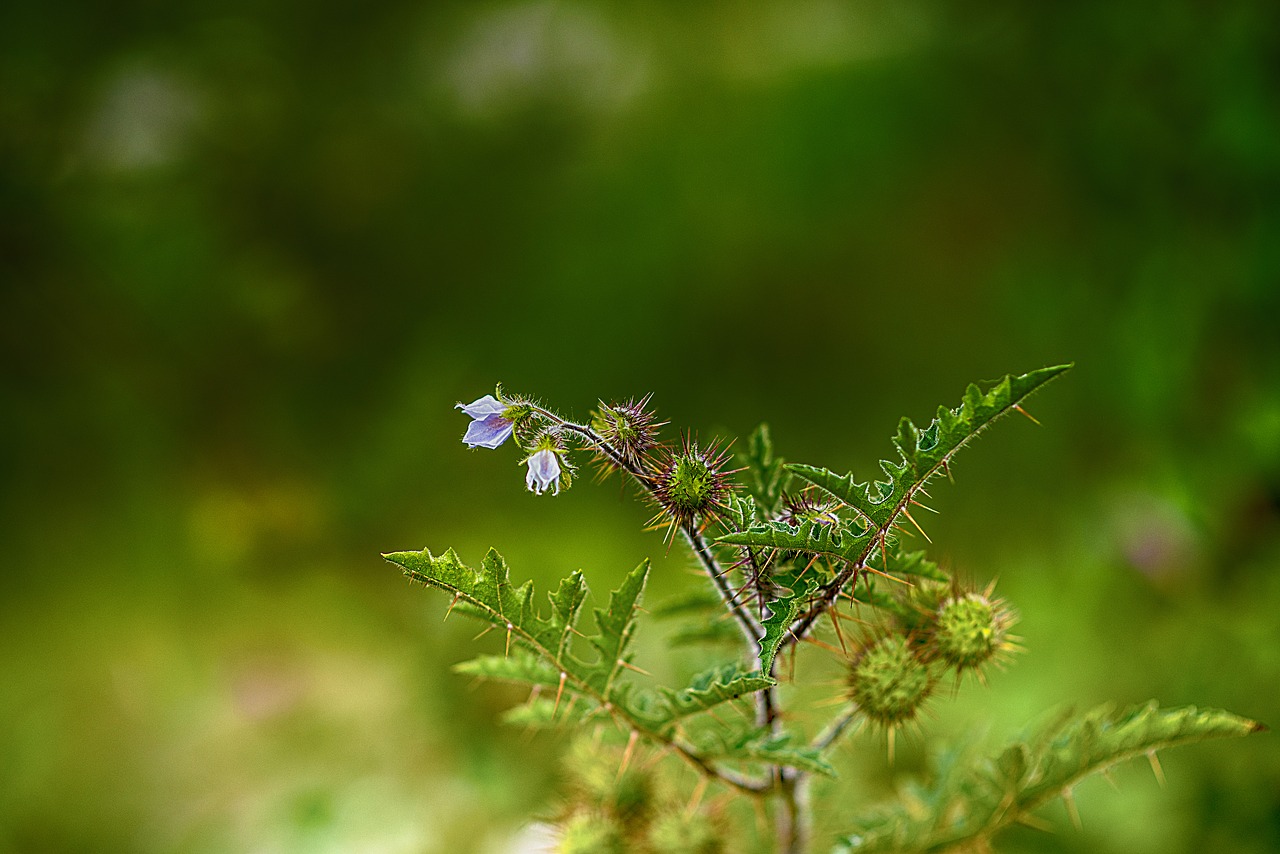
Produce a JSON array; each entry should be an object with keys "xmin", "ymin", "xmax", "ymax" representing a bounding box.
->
[{"xmin": 3, "ymin": 1, "xmax": 1279, "ymax": 851}]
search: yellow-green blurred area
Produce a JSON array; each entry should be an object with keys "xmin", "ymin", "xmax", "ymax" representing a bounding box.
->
[{"xmin": 3, "ymin": 1, "xmax": 1280, "ymax": 851}]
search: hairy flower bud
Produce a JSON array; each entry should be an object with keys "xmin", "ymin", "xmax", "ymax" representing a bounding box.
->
[
  {"xmin": 848, "ymin": 634, "xmax": 937, "ymax": 727},
  {"xmin": 592, "ymin": 394, "xmax": 664, "ymax": 472},
  {"xmin": 929, "ymin": 592, "xmax": 1016, "ymax": 672}
]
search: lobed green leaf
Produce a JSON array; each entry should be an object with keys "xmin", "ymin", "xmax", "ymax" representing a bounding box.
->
[{"xmin": 833, "ymin": 702, "xmax": 1264, "ymax": 853}]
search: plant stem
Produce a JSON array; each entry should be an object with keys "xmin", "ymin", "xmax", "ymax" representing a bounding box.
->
[{"xmin": 531, "ymin": 405, "xmax": 805, "ymax": 840}]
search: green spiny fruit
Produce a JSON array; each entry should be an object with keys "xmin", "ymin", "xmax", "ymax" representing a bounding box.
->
[
  {"xmin": 849, "ymin": 634, "xmax": 937, "ymax": 727},
  {"xmin": 556, "ymin": 811, "xmax": 626, "ymax": 854},
  {"xmin": 647, "ymin": 811, "xmax": 724, "ymax": 854},
  {"xmin": 592, "ymin": 395, "xmax": 664, "ymax": 472},
  {"xmin": 652, "ymin": 436, "xmax": 735, "ymax": 533},
  {"xmin": 928, "ymin": 592, "xmax": 1017, "ymax": 673},
  {"xmin": 561, "ymin": 739, "xmax": 656, "ymax": 832}
]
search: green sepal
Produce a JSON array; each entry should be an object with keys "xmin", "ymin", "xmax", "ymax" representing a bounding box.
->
[{"xmin": 833, "ymin": 702, "xmax": 1263, "ymax": 853}]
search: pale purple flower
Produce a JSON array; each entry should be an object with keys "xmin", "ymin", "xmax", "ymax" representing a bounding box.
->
[
  {"xmin": 457, "ymin": 394, "xmax": 514, "ymax": 449},
  {"xmin": 524, "ymin": 449, "xmax": 562, "ymax": 495}
]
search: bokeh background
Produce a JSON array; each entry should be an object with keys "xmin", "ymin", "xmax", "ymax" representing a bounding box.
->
[{"xmin": 3, "ymin": 1, "xmax": 1279, "ymax": 851}]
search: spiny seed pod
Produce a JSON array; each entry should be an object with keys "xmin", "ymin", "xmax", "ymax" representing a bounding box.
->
[
  {"xmin": 648, "ymin": 811, "xmax": 724, "ymax": 854},
  {"xmin": 592, "ymin": 394, "xmax": 664, "ymax": 472},
  {"xmin": 652, "ymin": 436, "xmax": 736, "ymax": 533},
  {"xmin": 928, "ymin": 592, "xmax": 1017, "ymax": 672},
  {"xmin": 557, "ymin": 811, "xmax": 626, "ymax": 854},
  {"xmin": 848, "ymin": 634, "xmax": 937, "ymax": 727}
]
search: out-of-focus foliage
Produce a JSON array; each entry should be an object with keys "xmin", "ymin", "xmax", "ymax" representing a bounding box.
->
[{"xmin": 1, "ymin": 0, "xmax": 1278, "ymax": 852}]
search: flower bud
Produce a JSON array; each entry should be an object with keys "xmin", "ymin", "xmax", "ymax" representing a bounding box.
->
[
  {"xmin": 653, "ymin": 438, "xmax": 734, "ymax": 530},
  {"xmin": 592, "ymin": 395, "xmax": 663, "ymax": 471},
  {"xmin": 848, "ymin": 634, "xmax": 937, "ymax": 727}
]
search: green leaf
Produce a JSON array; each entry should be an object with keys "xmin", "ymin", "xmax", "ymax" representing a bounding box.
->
[
  {"xmin": 833, "ymin": 702, "xmax": 1264, "ymax": 853},
  {"xmin": 660, "ymin": 664, "xmax": 774, "ymax": 720},
  {"xmin": 791, "ymin": 365, "xmax": 1071, "ymax": 533},
  {"xmin": 717, "ymin": 518, "xmax": 874, "ymax": 565},
  {"xmin": 693, "ymin": 726, "xmax": 837, "ymax": 778},
  {"xmin": 756, "ymin": 571, "xmax": 818, "ymax": 674},
  {"xmin": 739, "ymin": 423, "xmax": 788, "ymax": 514},
  {"xmin": 454, "ymin": 653, "xmax": 563, "ymax": 689},
  {"xmin": 387, "ymin": 548, "xmax": 774, "ymax": 742},
  {"xmin": 384, "ymin": 547, "xmax": 648, "ymax": 717}
]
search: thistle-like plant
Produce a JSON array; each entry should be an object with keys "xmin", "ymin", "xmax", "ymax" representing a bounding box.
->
[{"xmin": 386, "ymin": 367, "xmax": 1264, "ymax": 853}]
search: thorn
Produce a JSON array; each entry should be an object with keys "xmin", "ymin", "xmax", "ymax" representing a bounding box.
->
[
  {"xmin": 1061, "ymin": 786, "xmax": 1081, "ymax": 830},
  {"xmin": 1100, "ymin": 767, "xmax": 1120, "ymax": 792},
  {"xmin": 901, "ymin": 508, "xmax": 932, "ymax": 543},
  {"xmin": 751, "ymin": 797, "xmax": 768, "ymax": 835},
  {"xmin": 1015, "ymin": 812, "xmax": 1054, "ymax": 832},
  {"xmin": 444, "ymin": 594, "xmax": 460, "ymax": 621},
  {"xmin": 828, "ymin": 607, "xmax": 849, "ymax": 656},
  {"xmin": 909, "ymin": 498, "xmax": 938, "ymax": 514},
  {"xmin": 941, "ymin": 458, "xmax": 954, "ymax": 483},
  {"xmin": 1147, "ymin": 750, "xmax": 1166, "ymax": 787},
  {"xmin": 617, "ymin": 730, "xmax": 639, "ymax": 781},
  {"xmin": 527, "ymin": 684, "xmax": 542, "ymax": 706},
  {"xmin": 472, "ymin": 624, "xmax": 495, "ymax": 642},
  {"xmin": 553, "ymin": 671, "xmax": 567, "ymax": 716},
  {"xmin": 505, "ymin": 622, "xmax": 513, "ymax": 657},
  {"xmin": 686, "ymin": 777, "xmax": 708, "ymax": 818},
  {"xmin": 801, "ymin": 635, "xmax": 842, "ymax": 655},
  {"xmin": 619, "ymin": 659, "xmax": 652, "ymax": 677},
  {"xmin": 1013, "ymin": 404, "xmax": 1041, "ymax": 425}
]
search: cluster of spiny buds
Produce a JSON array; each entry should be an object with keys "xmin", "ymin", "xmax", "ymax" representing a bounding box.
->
[
  {"xmin": 847, "ymin": 581, "xmax": 1018, "ymax": 731},
  {"xmin": 456, "ymin": 388, "xmax": 738, "ymax": 537}
]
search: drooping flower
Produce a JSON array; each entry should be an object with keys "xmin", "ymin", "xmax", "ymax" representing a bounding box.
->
[
  {"xmin": 457, "ymin": 394, "xmax": 515, "ymax": 449},
  {"xmin": 525, "ymin": 448, "xmax": 563, "ymax": 495}
]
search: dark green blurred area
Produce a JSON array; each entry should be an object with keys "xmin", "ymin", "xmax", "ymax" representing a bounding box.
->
[{"xmin": 3, "ymin": 1, "xmax": 1279, "ymax": 851}]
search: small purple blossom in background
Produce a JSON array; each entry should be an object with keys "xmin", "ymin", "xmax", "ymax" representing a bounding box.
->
[
  {"xmin": 524, "ymin": 449, "xmax": 562, "ymax": 495},
  {"xmin": 457, "ymin": 394, "xmax": 515, "ymax": 449}
]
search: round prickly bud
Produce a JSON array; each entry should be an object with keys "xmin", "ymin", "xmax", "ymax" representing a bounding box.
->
[
  {"xmin": 848, "ymin": 635, "xmax": 936, "ymax": 726},
  {"xmin": 592, "ymin": 395, "xmax": 663, "ymax": 471},
  {"xmin": 648, "ymin": 812, "xmax": 723, "ymax": 854},
  {"xmin": 653, "ymin": 437, "xmax": 734, "ymax": 529},
  {"xmin": 557, "ymin": 812, "xmax": 626, "ymax": 854},
  {"xmin": 931, "ymin": 593, "xmax": 1014, "ymax": 671}
]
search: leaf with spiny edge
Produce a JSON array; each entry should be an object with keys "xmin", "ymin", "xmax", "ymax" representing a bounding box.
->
[
  {"xmin": 659, "ymin": 663, "xmax": 774, "ymax": 720},
  {"xmin": 717, "ymin": 518, "xmax": 874, "ymax": 565},
  {"xmin": 691, "ymin": 725, "xmax": 837, "ymax": 778},
  {"xmin": 789, "ymin": 365, "xmax": 1071, "ymax": 536},
  {"xmin": 388, "ymin": 547, "xmax": 777, "ymax": 743},
  {"xmin": 756, "ymin": 571, "xmax": 819, "ymax": 675},
  {"xmin": 833, "ymin": 702, "xmax": 1264, "ymax": 853},
  {"xmin": 454, "ymin": 652, "xmax": 563, "ymax": 690},
  {"xmin": 385, "ymin": 547, "xmax": 648, "ymax": 714}
]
